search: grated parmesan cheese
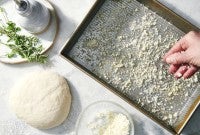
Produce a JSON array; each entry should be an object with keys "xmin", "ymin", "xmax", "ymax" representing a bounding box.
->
[
  {"xmin": 69, "ymin": 0, "xmax": 200, "ymax": 126},
  {"xmin": 88, "ymin": 111, "xmax": 130, "ymax": 135}
]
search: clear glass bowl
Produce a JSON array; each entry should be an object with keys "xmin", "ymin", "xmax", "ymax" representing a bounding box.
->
[{"xmin": 75, "ymin": 101, "xmax": 134, "ymax": 135}]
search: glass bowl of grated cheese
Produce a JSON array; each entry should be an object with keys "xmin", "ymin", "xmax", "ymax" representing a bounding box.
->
[{"xmin": 75, "ymin": 101, "xmax": 134, "ymax": 135}]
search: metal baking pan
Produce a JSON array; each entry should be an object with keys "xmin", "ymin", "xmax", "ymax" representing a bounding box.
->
[{"xmin": 60, "ymin": 0, "xmax": 200, "ymax": 134}]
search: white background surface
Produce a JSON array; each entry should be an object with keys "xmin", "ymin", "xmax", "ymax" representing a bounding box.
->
[{"xmin": 0, "ymin": 0, "xmax": 200, "ymax": 135}]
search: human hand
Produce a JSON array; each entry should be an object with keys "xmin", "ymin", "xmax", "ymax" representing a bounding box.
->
[{"xmin": 163, "ymin": 31, "xmax": 200, "ymax": 79}]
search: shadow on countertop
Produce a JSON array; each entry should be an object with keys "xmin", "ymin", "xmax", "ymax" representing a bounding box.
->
[
  {"xmin": 181, "ymin": 105, "xmax": 200, "ymax": 135},
  {"xmin": 46, "ymin": 1, "xmax": 77, "ymax": 55},
  {"xmin": 131, "ymin": 106, "xmax": 200, "ymax": 135},
  {"xmin": 131, "ymin": 114, "xmax": 167, "ymax": 135}
]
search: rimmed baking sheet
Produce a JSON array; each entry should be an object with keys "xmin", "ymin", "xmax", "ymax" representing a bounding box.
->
[{"xmin": 60, "ymin": 0, "xmax": 200, "ymax": 134}]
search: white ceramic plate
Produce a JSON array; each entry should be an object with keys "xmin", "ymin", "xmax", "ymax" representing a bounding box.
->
[{"xmin": 0, "ymin": 0, "xmax": 57, "ymax": 64}]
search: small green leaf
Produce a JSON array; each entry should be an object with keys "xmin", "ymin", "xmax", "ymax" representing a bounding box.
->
[
  {"xmin": 0, "ymin": 21, "xmax": 48, "ymax": 63},
  {"xmin": 6, "ymin": 51, "xmax": 15, "ymax": 58}
]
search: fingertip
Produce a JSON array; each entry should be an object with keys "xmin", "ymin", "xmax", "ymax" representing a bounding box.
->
[
  {"xmin": 164, "ymin": 37, "xmax": 188, "ymax": 64},
  {"xmin": 165, "ymin": 40, "xmax": 185, "ymax": 57},
  {"xmin": 174, "ymin": 65, "xmax": 188, "ymax": 78},
  {"xmin": 174, "ymin": 72, "xmax": 182, "ymax": 79},
  {"xmin": 166, "ymin": 57, "xmax": 175, "ymax": 64},
  {"xmin": 169, "ymin": 64, "xmax": 180, "ymax": 74},
  {"xmin": 162, "ymin": 53, "xmax": 169, "ymax": 61},
  {"xmin": 183, "ymin": 65, "xmax": 199, "ymax": 79}
]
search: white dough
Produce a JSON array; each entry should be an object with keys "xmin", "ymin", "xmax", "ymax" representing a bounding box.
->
[{"xmin": 9, "ymin": 71, "xmax": 72, "ymax": 129}]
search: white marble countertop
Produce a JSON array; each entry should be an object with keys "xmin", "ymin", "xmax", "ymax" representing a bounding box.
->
[{"xmin": 0, "ymin": 0, "xmax": 200, "ymax": 135}]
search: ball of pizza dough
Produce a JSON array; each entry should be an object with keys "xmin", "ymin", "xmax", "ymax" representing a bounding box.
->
[{"xmin": 9, "ymin": 71, "xmax": 71, "ymax": 129}]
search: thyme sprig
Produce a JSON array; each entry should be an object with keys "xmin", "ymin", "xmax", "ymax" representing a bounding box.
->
[{"xmin": 0, "ymin": 7, "xmax": 47, "ymax": 63}]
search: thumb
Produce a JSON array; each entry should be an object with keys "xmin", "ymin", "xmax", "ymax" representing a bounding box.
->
[{"xmin": 165, "ymin": 52, "xmax": 189, "ymax": 65}]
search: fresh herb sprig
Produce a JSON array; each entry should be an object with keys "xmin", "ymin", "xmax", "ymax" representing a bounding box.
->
[{"xmin": 0, "ymin": 8, "xmax": 47, "ymax": 63}]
